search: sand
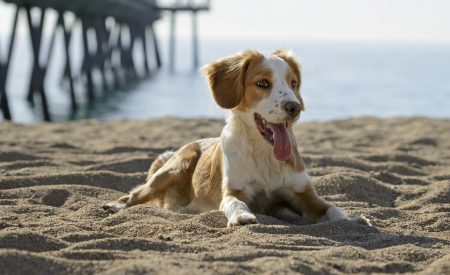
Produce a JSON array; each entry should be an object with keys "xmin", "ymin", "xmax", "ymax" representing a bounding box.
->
[{"xmin": 0, "ymin": 117, "xmax": 449, "ymax": 274}]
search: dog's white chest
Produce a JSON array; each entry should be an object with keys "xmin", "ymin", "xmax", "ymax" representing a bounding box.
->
[
  {"xmin": 237, "ymin": 155, "xmax": 310, "ymax": 199},
  {"xmin": 220, "ymin": 126, "xmax": 310, "ymax": 198}
]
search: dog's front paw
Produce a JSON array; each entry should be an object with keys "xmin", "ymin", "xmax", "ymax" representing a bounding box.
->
[
  {"xmin": 102, "ymin": 202, "xmax": 127, "ymax": 214},
  {"xmin": 351, "ymin": 214, "xmax": 372, "ymax": 226},
  {"xmin": 227, "ymin": 212, "xmax": 258, "ymax": 227}
]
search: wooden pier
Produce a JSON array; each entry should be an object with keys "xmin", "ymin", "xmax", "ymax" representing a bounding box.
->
[
  {"xmin": 158, "ymin": 0, "xmax": 210, "ymax": 72},
  {"xmin": 0, "ymin": 0, "xmax": 210, "ymax": 121}
]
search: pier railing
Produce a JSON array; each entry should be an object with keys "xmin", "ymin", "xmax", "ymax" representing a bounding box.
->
[{"xmin": 0, "ymin": 0, "xmax": 210, "ymax": 121}]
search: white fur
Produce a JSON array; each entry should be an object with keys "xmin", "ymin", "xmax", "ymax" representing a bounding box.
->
[
  {"xmin": 220, "ymin": 114, "xmax": 311, "ymax": 201},
  {"xmin": 326, "ymin": 206, "xmax": 348, "ymax": 221},
  {"xmin": 286, "ymin": 170, "xmax": 311, "ymax": 193},
  {"xmin": 220, "ymin": 196, "xmax": 257, "ymax": 227},
  {"xmin": 221, "ymin": 116, "xmax": 289, "ymax": 193}
]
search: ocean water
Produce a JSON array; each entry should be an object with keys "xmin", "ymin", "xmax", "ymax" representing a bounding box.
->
[{"xmin": 3, "ymin": 37, "xmax": 450, "ymax": 123}]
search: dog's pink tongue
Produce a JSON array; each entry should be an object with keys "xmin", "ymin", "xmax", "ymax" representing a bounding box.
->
[{"xmin": 268, "ymin": 123, "xmax": 291, "ymax": 161}]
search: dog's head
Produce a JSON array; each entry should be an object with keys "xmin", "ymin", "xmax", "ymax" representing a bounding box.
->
[{"xmin": 203, "ymin": 49, "xmax": 303, "ymax": 161}]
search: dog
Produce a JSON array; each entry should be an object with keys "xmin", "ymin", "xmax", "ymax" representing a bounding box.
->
[{"xmin": 103, "ymin": 49, "xmax": 371, "ymax": 227}]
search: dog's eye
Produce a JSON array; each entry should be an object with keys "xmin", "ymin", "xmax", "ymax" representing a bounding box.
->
[
  {"xmin": 290, "ymin": 80, "xmax": 297, "ymax": 89},
  {"xmin": 256, "ymin": 80, "xmax": 270, "ymax": 89}
]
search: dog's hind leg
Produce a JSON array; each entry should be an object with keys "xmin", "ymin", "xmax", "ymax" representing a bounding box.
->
[
  {"xmin": 147, "ymin": 151, "xmax": 175, "ymax": 180},
  {"xmin": 103, "ymin": 152, "xmax": 172, "ymax": 213},
  {"xmin": 103, "ymin": 144, "xmax": 200, "ymax": 214}
]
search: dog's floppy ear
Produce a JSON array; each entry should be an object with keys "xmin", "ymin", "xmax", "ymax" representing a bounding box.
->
[
  {"xmin": 273, "ymin": 49, "xmax": 305, "ymax": 111},
  {"xmin": 203, "ymin": 50, "xmax": 262, "ymax": 109}
]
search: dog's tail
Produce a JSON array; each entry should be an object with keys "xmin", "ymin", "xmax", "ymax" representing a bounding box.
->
[{"xmin": 146, "ymin": 150, "xmax": 175, "ymax": 180}]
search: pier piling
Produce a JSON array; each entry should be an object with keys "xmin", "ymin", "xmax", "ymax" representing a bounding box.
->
[
  {"xmin": 0, "ymin": 7, "xmax": 18, "ymax": 120},
  {"xmin": 0, "ymin": 0, "xmax": 210, "ymax": 121},
  {"xmin": 59, "ymin": 11, "xmax": 78, "ymax": 112}
]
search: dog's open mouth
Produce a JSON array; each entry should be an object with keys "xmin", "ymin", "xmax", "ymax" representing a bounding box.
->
[{"xmin": 254, "ymin": 113, "xmax": 292, "ymax": 161}]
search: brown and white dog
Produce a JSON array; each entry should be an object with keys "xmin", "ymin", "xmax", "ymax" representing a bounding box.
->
[{"xmin": 103, "ymin": 50, "xmax": 371, "ymax": 227}]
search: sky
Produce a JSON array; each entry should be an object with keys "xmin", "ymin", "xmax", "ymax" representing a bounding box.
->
[
  {"xmin": 155, "ymin": 0, "xmax": 450, "ymax": 43},
  {"xmin": 0, "ymin": 0, "xmax": 450, "ymax": 44}
]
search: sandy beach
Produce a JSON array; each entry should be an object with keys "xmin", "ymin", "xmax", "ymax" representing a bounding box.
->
[{"xmin": 0, "ymin": 117, "xmax": 449, "ymax": 274}]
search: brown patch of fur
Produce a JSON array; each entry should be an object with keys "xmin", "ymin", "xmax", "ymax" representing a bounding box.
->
[
  {"xmin": 284, "ymin": 184, "xmax": 332, "ymax": 221},
  {"xmin": 147, "ymin": 154, "xmax": 169, "ymax": 180},
  {"xmin": 113, "ymin": 139, "xmax": 227, "ymax": 213},
  {"xmin": 203, "ymin": 50, "xmax": 264, "ymax": 109},
  {"xmin": 287, "ymin": 124, "xmax": 305, "ymax": 172},
  {"xmin": 191, "ymin": 142, "xmax": 223, "ymax": 210},
  {"xmin": 237, "ymin": 65, "xmax": 274, "ymax": 111},
  {"xmin": 119, "ymin": 142, "xmax": 201, "ymax": 209}
]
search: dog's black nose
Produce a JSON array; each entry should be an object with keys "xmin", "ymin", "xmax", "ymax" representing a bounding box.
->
[{"xmin": 283, "ymin": 101, "xmax": 301, "ymax": 117}]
